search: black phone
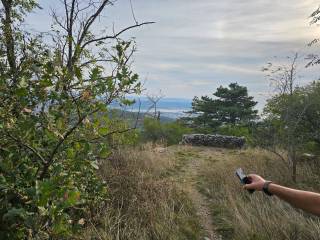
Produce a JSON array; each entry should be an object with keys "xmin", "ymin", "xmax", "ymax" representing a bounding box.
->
[{"xmin": 235, "ymin": 168, "xmax": 255, "ymax": 194}]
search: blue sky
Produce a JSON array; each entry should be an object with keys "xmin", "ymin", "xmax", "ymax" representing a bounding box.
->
[{"xmin": 27, "ymin": 0, "xmax": 320, "ymax": 110}]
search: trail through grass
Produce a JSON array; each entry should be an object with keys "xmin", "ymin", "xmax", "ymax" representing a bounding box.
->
[
  {"xmin": 168, "ymin": 146, "xmax": 320, "ymax": 240},
  {"xmin": 169, "ymin": 146, "xmax": 222, "ymax": 240},
  {"xmin": 84, "ymin": 145, "xmax": 320, "ymax": 239}
]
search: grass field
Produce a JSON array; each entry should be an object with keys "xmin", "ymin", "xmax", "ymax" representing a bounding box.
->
[{"xmin": 82, "ymin": 145, "xmax": 320, "ymax": 240}]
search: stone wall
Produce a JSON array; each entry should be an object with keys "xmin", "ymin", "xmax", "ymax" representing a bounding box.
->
[{"xmin": 181, "ymin": 134, "xmax": 245, "ymax": 149}]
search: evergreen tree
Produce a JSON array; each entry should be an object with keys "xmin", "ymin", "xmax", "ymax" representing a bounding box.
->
[{"xmin": 186, "ymin": 83, "xmax": 258, "ymax": 129}]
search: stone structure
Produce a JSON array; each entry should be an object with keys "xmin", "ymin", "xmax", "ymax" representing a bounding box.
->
[{"xmin": 181, "ymin": 134, "xmax": 245, "ymax": 149}]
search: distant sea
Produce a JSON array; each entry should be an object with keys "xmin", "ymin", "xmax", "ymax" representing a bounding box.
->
[{"xmin": 111, "ymin": 97, "xmax": 192, "ymax": 119}]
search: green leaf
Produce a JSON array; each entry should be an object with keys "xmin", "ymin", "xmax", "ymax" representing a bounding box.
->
[
  {"xmin": 74, "ymin": 66, "xmax": 82, "ymax": 81},
  {"xmin": 40, "ymin": 79, "xmax": 53, "ymax": 87},
  {"xmin": 3, "ymin": 208, "xmax": 27, "ymax": 222},
  {"xmin": 66, "ymin": 148, "xmax": 75, "ymax": 159},
  {"xmin": 90, "ymin": 161, "xmax": 99, "ymax": 170},
  {"xmin": 64, "ymin": 190, "xmax": 81, "ymax": 206},
  {"xmin": 98, "ymin": 127, "xmax": 109, "ymax": 135},
  {"xmin": 16, "ymin": 88, "xmax": 28, "ymax": 97}
]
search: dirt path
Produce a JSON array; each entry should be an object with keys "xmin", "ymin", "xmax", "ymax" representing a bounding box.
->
[{"xmin": 175, "ymin": 148, "xmax": 221, "ymax": 240}]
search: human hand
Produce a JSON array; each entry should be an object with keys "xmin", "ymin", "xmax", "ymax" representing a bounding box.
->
[{"xmin": 243, "ymin": 174, "xmax": 266, "ymax": 191}]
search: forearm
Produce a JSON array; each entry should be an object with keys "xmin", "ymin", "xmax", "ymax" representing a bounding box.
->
[{"xmin": 269, "ymin": 183, "xmax": 320, "ymax": 216}]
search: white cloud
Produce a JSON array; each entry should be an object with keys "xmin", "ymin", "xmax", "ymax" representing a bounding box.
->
[{"xmin": 27, "ymin": 0, "xmax": 320, "ymax": 111}]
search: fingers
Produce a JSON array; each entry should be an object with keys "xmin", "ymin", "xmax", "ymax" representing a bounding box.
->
[
  {"xmin": 239, "ymin": 173, "xmax": 266, "ymax": 191},
  {"xmin": 243, "ymin": 184, "xmax": 254, "ymax": 190},
  {"xmin": 247, "ymin": 174, "xmax": 265, "ymax": 182},
  {"xmin": 247, "ymin": 174, "xmax": 259, "ymax": 179}
]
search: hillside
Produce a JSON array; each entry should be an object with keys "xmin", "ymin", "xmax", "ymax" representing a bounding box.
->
[{"xmin": 83, "ymin": 145, "xmax": 320, "ymax": 240}]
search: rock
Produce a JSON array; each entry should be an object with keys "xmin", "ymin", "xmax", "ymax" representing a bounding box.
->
[
  {"xmin": 302, "ymin": 153, "xmax": 316, "ymax": 158},
  {"xmin": 181, "ymin": 134, "xmax": 245, "ymax": 149},
  {"xmin": 300, "ymin": 153, "xmax": 317, "ymax": 161},
  {"xmin": 153, "ymin": 147, "xmax": 167, "ymax": 153}
]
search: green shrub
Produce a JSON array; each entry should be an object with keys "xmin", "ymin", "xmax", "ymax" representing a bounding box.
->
[
  {"xmin": 218, "ymin": 124, "xmax": 254, "ymax": 144},
  {"xmin": 141, "ymin": 118, "xmax": 193, "ymax": 145},
  {"xmin": 0, "ymin": 1, "xmax": 142, "ymax": 238}
]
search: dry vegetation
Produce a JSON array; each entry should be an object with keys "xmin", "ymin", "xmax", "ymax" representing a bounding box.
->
[
  {"xmin": 197, "ymin": 147, "xmax": 320, "ymax": 240},
  {"xmin": 79, "ymin": 145, "xmax": 320, "ymax": 240},
  {"xmin": 81, "ymin": 144, "xmax": 202, "ymax": 240}
]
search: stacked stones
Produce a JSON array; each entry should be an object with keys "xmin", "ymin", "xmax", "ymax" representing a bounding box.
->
[{"xmin": 181, "ymin": 134, "xmax": 245, "ymax": 149}]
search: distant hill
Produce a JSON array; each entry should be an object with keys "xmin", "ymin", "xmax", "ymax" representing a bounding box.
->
[
  {"xmin": 108, "ymin": 109, "xmax": 176, "ymax": 129},
  {"xmin": 110, "ymin": 97, "xmax": 192, "ymax": 119}
]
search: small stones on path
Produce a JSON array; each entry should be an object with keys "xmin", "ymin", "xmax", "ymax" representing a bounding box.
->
[{"xmin": 153, "ymin": 147, "xmax": 167, "ymax": 153}]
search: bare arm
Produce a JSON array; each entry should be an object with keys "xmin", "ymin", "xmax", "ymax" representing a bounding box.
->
[{"xmin": 244, "ymin": 174, "xmax": 320, "ymax": 216}]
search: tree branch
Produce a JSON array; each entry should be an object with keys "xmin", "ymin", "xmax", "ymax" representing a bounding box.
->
[
  {"xmin": 39, "ymin": 108, "xmax": 100, "ymax": 179},
  {"xmin": 6, "ymin": 132, "xmax": 47, "ymax": 164},
  {"xmin": 81, "ymin": 21, "xmax": 155, "ymax": 50},
  {"xmin": 1, "ymin": 0, "xmax": 17, "ymax": 77}
]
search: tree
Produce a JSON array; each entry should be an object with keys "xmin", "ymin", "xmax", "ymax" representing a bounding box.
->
[
  {"xmin": 0, "ymin": 0, "xmax": 153, "ymax": 238},
  {"xmin": 257, "ymin": 53, "xmax": 318, "ymax": 182},
  {"xmin": 185, "ymin": 83, "xmax": 258, "ymax": 130},
  {"xmin": 306, "ymin": 7, "xmax": 320, "ymax": 67},
  {"xmin": 146, "ymin": 90, "xmax": 165, "ymax": 120}
]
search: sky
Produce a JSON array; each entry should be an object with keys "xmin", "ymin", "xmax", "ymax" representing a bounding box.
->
[{"xmin": 27, "ymin": 0, "xmax": 320, "ymax": 110}]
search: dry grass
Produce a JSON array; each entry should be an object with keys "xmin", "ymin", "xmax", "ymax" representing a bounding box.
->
[
  {"xmin": 81, "ymin": 143, "xmax": 202, "ymax": 240},
  {"xmin": 79, "ymin": 145, "xmax": 320, "ymax": 240},
  {"xmin": 196, "ymin": 147, "xmax": 320, "ymax": 240}
]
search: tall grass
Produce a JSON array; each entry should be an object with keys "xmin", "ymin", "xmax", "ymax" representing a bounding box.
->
[
  {"xmin": 197, "ymin": 148, "xmax": 320, "ymax": 240},
  {"xmin": 81, "ymin": 144, "xmax": 202, "ymax": 240}
]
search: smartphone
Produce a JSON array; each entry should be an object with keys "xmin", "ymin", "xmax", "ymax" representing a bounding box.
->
[{"xmin": 235, "ymin": 168, "xmax": 255, "ymax": 194}]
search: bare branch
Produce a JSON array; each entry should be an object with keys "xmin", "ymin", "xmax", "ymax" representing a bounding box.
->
[
  {"xmin": 67, "ymin": 0, "xmax": 77, "ymax": 70},
  {"xmin": 81, "ymin": 21, "xmax": 155, "ymax": 50},
  {"xmin": 76, "ymin": 0, "xmax": 111, "ymax": 50},
  {"xmin": 146, "ymin": 90, "xmax": 165, "ymax": 118},
  {"xmin": 80, "ymin": 58, "xmax": 113, "ymax": 67},
  {"xmin": 129, "ymin": 0, "xmax": 138, "ymax": 24}
]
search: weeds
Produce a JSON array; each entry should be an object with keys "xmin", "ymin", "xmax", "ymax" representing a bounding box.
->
[
  {"xmin": 198, "ymin": 148, "xmax": 320, "ymax": 240},
  {"xmin": 81, "ymin": 144, "xmax": 202, "ymax": 240}
]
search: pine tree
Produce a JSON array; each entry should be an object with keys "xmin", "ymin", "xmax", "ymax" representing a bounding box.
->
[{"xmin": 187, "ymin": 83, "xmax": 258, "ymax": 129}]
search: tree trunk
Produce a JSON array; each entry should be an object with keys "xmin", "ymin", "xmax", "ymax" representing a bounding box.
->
[{"xmin": 1, "ymin": 0, "xmax": 17, "ymax": 75}]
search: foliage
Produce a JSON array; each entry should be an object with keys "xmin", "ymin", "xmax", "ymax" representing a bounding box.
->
[
  {"xmin": 307, "ymin": 7, "xmax": 320, "ymax": 67},
  {"xmin": 218, "ymin": 124, "xmax": 254, "ymax": 145},
  {"xmin": 0, "ymin": 0, "xmax": 149, "ymax": 238},
  {"xmin": 141, "ymin": 118, "xmax": 193, "ymax": 145},
  {"xmin": 254, "ymin": 81, "xmax": 320, "ymax": 179},
  {"xmin": 255, "ymin": 53, "xmax": 320, "ymax": 181},
  {"xmin": 184, "ymin": 83, "xmax": 258, "ymax": 130}
]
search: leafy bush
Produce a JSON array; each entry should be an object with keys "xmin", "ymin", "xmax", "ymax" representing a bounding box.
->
[
  {"xmin": 218, "ymin": 124, "xmax": 254, "ymax": 145},
  {"xmin": 141, "ymin": 118, "xmax": 193, "ymax": 145},
  {"xmin": 252, "ymin": 81, "xmax": 320, "ymax": 180},
  {"xmin": 0, "ymin": 1, "xmax": 144, "ymax": 238}
]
